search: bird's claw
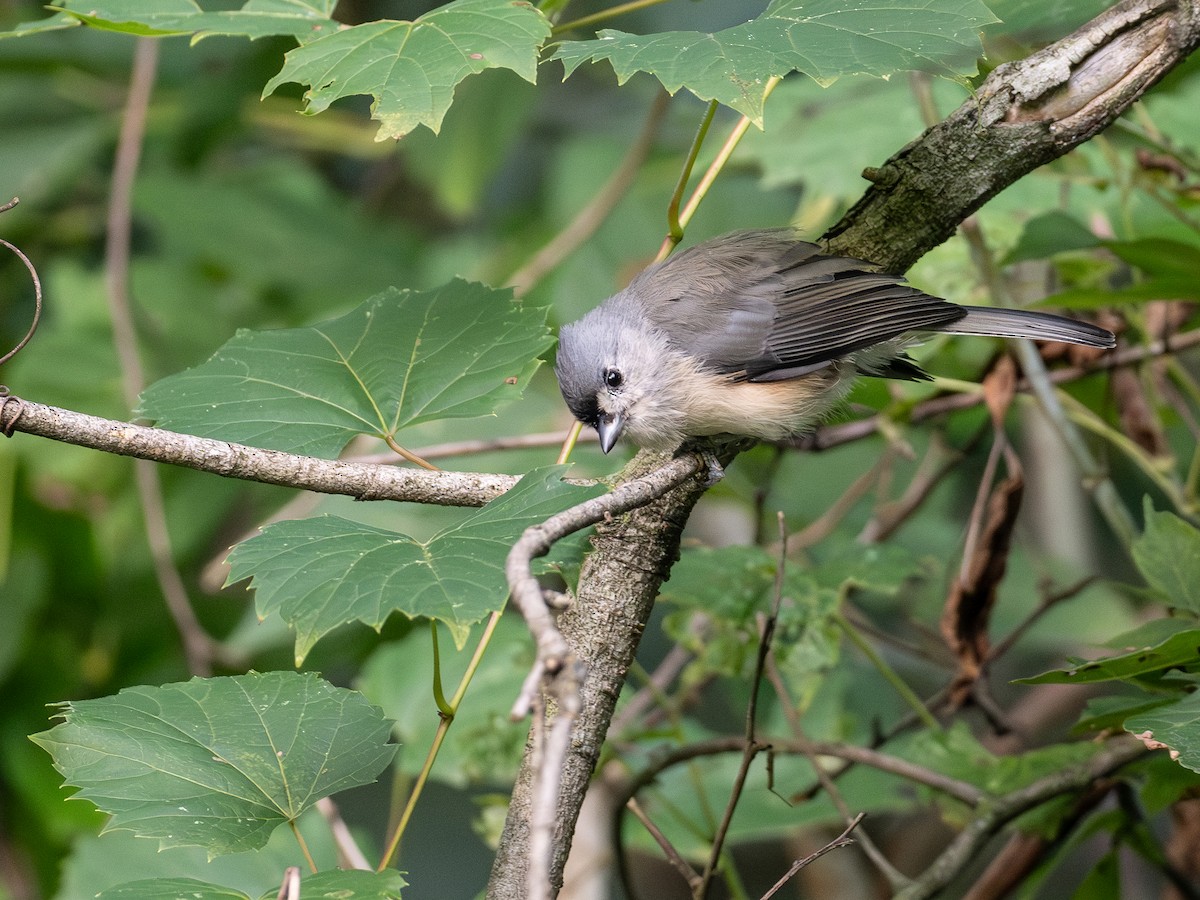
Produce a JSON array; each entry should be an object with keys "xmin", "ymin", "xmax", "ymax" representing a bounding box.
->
[{"xmin": 698, "ymin": 449, "xmax": 725, "ymax": 487}]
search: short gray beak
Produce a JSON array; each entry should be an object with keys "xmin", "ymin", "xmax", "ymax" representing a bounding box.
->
[{"xmin": 596, "ymin": 412, "xmax": 624, "ymax": 454}]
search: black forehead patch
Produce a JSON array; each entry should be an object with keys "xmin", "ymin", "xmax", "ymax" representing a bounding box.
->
[{"xmin": 565, "ymin": 395, "xmax": 600, "ymax": 428}]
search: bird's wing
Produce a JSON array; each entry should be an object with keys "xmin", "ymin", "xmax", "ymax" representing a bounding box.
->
[{"xmin": 635, "ymin": 231, "xmax": 964, "ymax": 381}]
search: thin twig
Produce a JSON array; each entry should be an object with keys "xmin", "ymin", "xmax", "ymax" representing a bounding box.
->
[
  {"xmin": 526, "ymin": 667, "xmax": 582, "ymax": 900},
  {"xmin": 697, "ymin": 513, "xmax": 788, "ymax": 895},
  {"xmin": 4, "ymin": 400, "xmax": 520, "ymax": 506},
  {"xmin": 785, "ymin": 449, "xmax": 891, "ymax": 552},
  {"xmin": 105, "ymin": 37, "xmax": 217, "ymax": 675},
  {"xmin": 315, "ymin": 798, "xmax": 372, "ymax": 871},
  {"xmin": 627, "ymin": 796, "xmax": 702, "ymax": 891},
  {"xmin": 985, "ymin": 576, "xmax": 1098, "ymax": 663},
  {"xmin": 0, "ymin": 203, "xmax": 44, "ymax": 369},
  {"xmin": 506, "ymin": 90, "xmax": 670, "ymax": 298},
  {"xmin": 760, "ymin": 813, "xmax": 866, "ymax": 900}
]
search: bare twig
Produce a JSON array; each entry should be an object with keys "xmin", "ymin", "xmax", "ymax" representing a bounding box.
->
[
  {"xmin": 859, "ymin": 431, "xmax": 968, "ymax": 543},
  {"xmin": 894, "ymin": 738, "xmax": 1147, "ymax": 900},
  {"xmin": 275, "ymin": 867, "xmax": 300, "ymax": 900},
  {"xmin": 506, "ymin": 90, "xmax": 669, "ymax": 298},
  {"xmin": 526, "ymin": 669, "xmax": 582, "ymax": 900},
  {"xmin": 103, "ymin": 38, "xmax": 219, "ymax": 675},
  {"xmin": 3, "ymin": 400, "xmax": 519, "ymax": 506},
  {"xmin": 315, "ymin": 798, "xmax": 372, "ymax": 871},
  {"xmin": 785, "ymin": 450, "xmax": 891, "ymax": 552},
  {"xmin": 623, "ymin": 734, "xmax": 983, "ymax": 812},
  {"xmin": 626, "ymin": 796, "xmax": 702, "ymax": 891},
  {"xmin": 0, "ymin": 200, "xmax": 44, "ymax": 369},
  {"xmin": 760, "ymin": 813, "xmax": 866, "ymax": 900}
]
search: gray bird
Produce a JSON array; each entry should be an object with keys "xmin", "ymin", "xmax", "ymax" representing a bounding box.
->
[{"xmin": 555, "ymin": 230, "xmax": 1115, "ymax": 452}]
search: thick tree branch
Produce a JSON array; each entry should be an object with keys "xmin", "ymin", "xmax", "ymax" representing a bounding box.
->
[
  {"xmin": 825, "ymin": 0, "xmax": 1200, "ymax": 270},
  {"xmin": 1, "ymin": 400, "xmax": 516, "ymax": 507}
]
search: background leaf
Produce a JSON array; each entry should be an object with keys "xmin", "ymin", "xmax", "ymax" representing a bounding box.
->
[
  {"xmin": 138, "ymin": 280, "xmax": 552, "ymax": 458},
  {"xmin": 228, "ymin": 467, "xmax": 605, "ymax": 660},
  {"xmin": 1016, "ymin": 621, "xmax": 1200, "ymax": 685},
  {"xmin": 553, "ymin": 0, "xmax": 996, "ymax": 123},
  {"xmin": 31, "ymin": 673, "xmax": 396, "ymax": 856},
  {"xmin": 263, "ymin": 0, "xmax": 551, "ymax": 139},
  {"xmin": 1132, "ymin": 501, "xmax": 1200, "ymax": 613},
  {"xmin": 94, "ymin": 870, "xmax": 406, "ymax": 900},
  {"xmin": 1127, "ymin": 692, "xmax": 1200, "ymax": 774},
  {"xmin": 15, "ymin": 0, "xmax": 338, "ymax": 40}
]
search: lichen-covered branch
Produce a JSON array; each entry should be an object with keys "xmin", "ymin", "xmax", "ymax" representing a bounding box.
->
[{"xmin": 825, "ymin": 0, "xmax": 1200, "ymax": 271}]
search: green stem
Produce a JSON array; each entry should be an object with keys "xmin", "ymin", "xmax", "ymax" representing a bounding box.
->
[
  {"xmin": 835, "ymin": 612, "xmax": 941, "ymax": 732},
  {"xmin": 430, "ymin": 621, "xmax": 453, "ymax": 717},
  {"xmin": 666, "ymin": 100, "xmax": 718, "ymax": 246},
  {"xmin": 378, "ymin": 610, "xmax": 506, "ymax": 870},
  {"xmin": 677, "ymin": 76, "xmax": 780, "ymax": 231},
  {"xmin": 553, "ymin": 0, "xmax": 674, "ymax": 35},
  {"xmin": 291, "ymin": 820, "xmax": 318, "ymax": 873}
]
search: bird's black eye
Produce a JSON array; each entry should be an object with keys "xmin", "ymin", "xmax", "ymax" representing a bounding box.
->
[{"xmin": 603, "ymin": 367, "xmax": 623, "ymax": 389}]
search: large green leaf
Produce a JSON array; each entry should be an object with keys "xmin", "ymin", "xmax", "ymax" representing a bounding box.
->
[
  {"xmin": 5, "ymin": 0, "xmax": 337, "ymax": 41},
  {"xmin": 138, "ymin": 280, "xmax": 552, "ymax": 458},
  {"xmin": 263, "ymin": 0, "xmax": 551, "ymax": 139},
  {"xmin": 228, "ymin": 467, "xmax": 604, "ymax": 661},
  {"xmin": 96, "ymin": 870, "xmax": 407, "ymax": 900},
  {"xmin": 1132, "ymin": 500, "xmax": 1200, "ymax": 614},
  {"xmin": 31, "ymin": 673, "xmax": 396, "ymax": 856},
  {"xmin": 552, "ymin": 0, "xmax": 997, "ymax": 124},
  {"xmin": 1127, "ymin": 691, "xmax": 1200, "ymax": 774}
]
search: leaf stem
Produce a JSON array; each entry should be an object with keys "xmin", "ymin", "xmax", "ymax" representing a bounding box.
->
[
  {"xmin": 430, "ymin": 622, "xmax": 453, "ymax": 717},
  {"xmin": 835, "ymin": 612, "xmax": 941, "ymax": 732},
  {"xmin": 665, "ymin": 100, "xmax": 718, "ymax": 246},
  {"xmin": 552, "ymin": 0, "xmax": 674, "ymax": 35},
  {"xmin": 384, "ymin": 434, "xmax": 440, "ymax": 471},
  {"xmin": 290, "ymin": 820, "xmax": 318, "ymax": 873},
  {"xmin": 657, "ymin": 76, "xmax": 782, "ymax": 262},
  {"xmin": 557, "ymin": 420, "xmax": 584, "ymax": 464},
  {"xmin": 677, "ymin": 76, "xmax": 780, "ymax": 231},
  {"xmin": 378, "ymin": 610, "xmax": 506, "ymax": 870}
]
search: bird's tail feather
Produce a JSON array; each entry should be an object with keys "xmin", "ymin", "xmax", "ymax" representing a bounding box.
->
[{"xmin": 946, "ymin": 307, "xmax": 1115, "ymax": 349}]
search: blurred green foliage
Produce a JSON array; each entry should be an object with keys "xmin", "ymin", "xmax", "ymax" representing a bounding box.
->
[{"xmin": 2, "ymin": 0, "xmax": 1200, "ymax": 898}]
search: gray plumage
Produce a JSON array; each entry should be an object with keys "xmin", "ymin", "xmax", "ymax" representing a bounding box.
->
[{"xmin": 556, "ymin": 230, "xmax": 1115, "ymax": 451}]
